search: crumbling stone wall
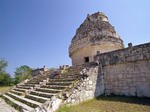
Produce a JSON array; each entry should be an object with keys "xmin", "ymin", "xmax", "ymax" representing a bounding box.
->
[
  {"xmin": 64, "ymin": 63, "xmax": 104, "ymax": 104},
  {"xmin": 32, "ymin": 67, "xmax": 48, "ymax": 76},
  {"xmin": 95, "ymin": 42, "xmax": 150, "ymax": 97}
]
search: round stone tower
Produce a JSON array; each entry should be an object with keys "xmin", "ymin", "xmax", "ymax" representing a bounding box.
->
[{"xmin": 69, "ymin": 12, "xmax": 124, "ymax": 65}]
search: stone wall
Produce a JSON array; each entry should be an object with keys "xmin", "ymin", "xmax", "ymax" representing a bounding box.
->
[
  {"xmin": 95, "ymin": 42, "xmax": 150, "ymax": 97},
  {"xmin": 70, "ymin": 38, "xmax": 123, "ymax": 65},
  {"xmin": 104, "ymin": 60, "xmax": 150, "ymax": 97},
  {"xmin": 61, "ymin": 42, "xmax": 150, "ymax": 107},
  {"xmin": 32, "ymin": 67, "xmax": 48, "ymax": 76},
  {"xmin": 64, "ymin": 63, "xmax": 104, "ymax": 104}
]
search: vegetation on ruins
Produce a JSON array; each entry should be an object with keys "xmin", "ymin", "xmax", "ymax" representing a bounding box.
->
[
  {"xmin": 61, "ymin": 68, "xmax": 69, "ymax": 75},
  {"xmin": 14, "ymin": 65, "xmax": 33, "ymax": 84}
]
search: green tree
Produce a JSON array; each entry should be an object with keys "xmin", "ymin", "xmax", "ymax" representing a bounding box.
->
[
  {"xmin": 0, "ymin": 58, "xmax": 12, "ymax": 86},
  {"xmin": 14, "ymin": 65, "xmax": 32, "ymax": 84},
  {"xmin": 0, "ymin": 73, "xmax": 12, "ymax": 86},
  {"xmin": 0, "ymin": 58, "xmax": 8, "ymax": 73}
]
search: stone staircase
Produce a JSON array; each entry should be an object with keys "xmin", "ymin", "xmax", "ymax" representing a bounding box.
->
[{"xmin": 1, "ymin": 71, "xmax": 82, "ymax": 112}]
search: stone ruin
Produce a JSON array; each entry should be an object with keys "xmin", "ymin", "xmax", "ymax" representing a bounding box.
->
[
  {"xmin": 69, "ymin": 12, "xmax": 124, "ymax": 65},
  {"xmin": 0, "ymin": 12, "xmax": 150, "ymax": 112},
  {"xmin": 32, "ymin": 66, "xmax": 49, "ymax": 77}
]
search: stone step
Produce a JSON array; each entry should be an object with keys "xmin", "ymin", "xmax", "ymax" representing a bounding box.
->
[
  {"xmin": 25, "ymin": 94, "xmax": 49, "ymax": 103},
  {"xmin": 27, "ymin": 81, "xmax": 45, "ymax": 84},
  {"xmin": 46, "ymin": 82, "xmax": 73, "ymax": 86},
  {"xmin": 18, "ymin": 84, "xmax": 35, "ymax": 87},
  {"xmin": 55, "ymin": 76, "xmax": 80, "ymax": 80},
  {"xmin": 2, "ymin": 94, "xmax": 34, "ymax": 112},
  {"xmin": 30, "ymin": 90, "xmax": 56, "ymax": 98},
  {"xmin": 28, "ymin": 77, "xmax": 47, "ymax": 82},
  {"xmin": 6, "ymin": 92, "xmax": 42, "ymax": 108},
  {"xmin": 13, "ymin": 88, "xmax": 28, "ymax": 92},
  {"xmin": 27, "ymin": 78, "xmax": 41, "ymax": 82},
  {"xmin": 28, "ymin": 78, "xmax": 47, "ymax": 81},
  {"xmin": 41, "ymin": 85, "xmax": 69, "ymax": 90},
  {"xmin": 10, "ymin": 90, "xmax": 25, "ymax": 96},
  {"xmin": 30, "ymin": 77, "xmax": 46, "ymax": 80},
  {"xmin": 49, "ymin": 78, "xmax": 76, "ymax": 82},
  {"xmin": 35, "ymin": 88, "xmax": 62, "ymax": 93},
  {"xmin": 26, "ymin": 82, "xmax": 40, "ymax": 84},
  {"xmin": 66, "ymin": 75, "xmax": 81, "ymax": 78},
  {"xmin": 48, "ymin": 80, "xmax": 74, "ymax": 83},
  {"xmin": 17, "ymin": 85, "xmax": 33, "ymax": 89}
]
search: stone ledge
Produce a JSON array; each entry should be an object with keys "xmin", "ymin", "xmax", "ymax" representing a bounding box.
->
[{"xmin": 95, "ymin": 42, "xmax": 150, "ymax": 66}]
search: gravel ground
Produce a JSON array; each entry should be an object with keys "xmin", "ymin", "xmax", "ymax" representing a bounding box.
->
[{"xmin": 0, "ymin": 98, "xmax": 18, "ymax": 112}]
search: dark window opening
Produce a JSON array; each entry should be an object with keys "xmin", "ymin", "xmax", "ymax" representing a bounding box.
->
[
  {"xmin": 84, "ymin": 57, "xmax": 89, "ymax": 63},
  {"xmin": 97, "ymin": 51, "xmax": 100, "ymax": 55}
]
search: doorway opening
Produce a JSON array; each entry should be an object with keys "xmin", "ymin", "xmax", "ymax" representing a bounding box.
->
[{"xmin": 84, "ymin": 57, "xmax": 89, "ymax": 63}]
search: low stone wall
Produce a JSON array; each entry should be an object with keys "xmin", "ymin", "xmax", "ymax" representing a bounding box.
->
[
  {"xmin": 104, "ymin": 60, "xmax": 150, "ymax": 97},
  {"xmin": 95, "ymin": 42, "xmax": 150, "ymax": 97},
  {"xmin": 64, "ymin": 63, "xmax": 104, "ymax": 105},
  {"xmin": 95, "ymin": 42, "xmax": 150, "ymax": 65}
]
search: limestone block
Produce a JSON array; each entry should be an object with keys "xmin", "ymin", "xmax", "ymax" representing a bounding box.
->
[
  {"xmin": 127, "ymin": 74, "xmax": 132, "ymax": 78},
  {"xmin": 118, "ymin": 74, "xmax": 123, "ymax": 79},
  {"xmin": 45, "ymin": 97, "xmax": 62, "ymax": 112},
  {"xmin": 71, "ymin": 99, "xmax": 76, "ymax": 103},
  {"xmin": 136, "ymin": 83, "xmax": 150, "ymax": 97},
  {"xmin": 89, "ymin": 80, "xmax": 93, "ymax": 85},
  {"xmin": 67, "ymin": 97, "xmax": 71, "ymax": 103}
]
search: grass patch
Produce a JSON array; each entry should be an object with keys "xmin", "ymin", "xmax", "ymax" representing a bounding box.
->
[
  {"xmin": 0, "ymin": 86, "xmax": 11, "ymax": 94},
  {"xmin": 57, "ymin": 95, "xmax": 150, "ymax": 112}
]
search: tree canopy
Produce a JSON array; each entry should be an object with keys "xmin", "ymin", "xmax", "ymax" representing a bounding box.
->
[
  {"xmin": 0, "ymin": 58, "xmax": 12, "ymax": 86},
  {"xmin": 0, "ymin": 58, "xmax": 8, "ymax": 73},
  {"xmin": 0, "ymin": 59, "xmax": 33, "ymax": 86},
  {"xmin": 14, "ymin": 65, "xmax": 32, "ymax": 84}
]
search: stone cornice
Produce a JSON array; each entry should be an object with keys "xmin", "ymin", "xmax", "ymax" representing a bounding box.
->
[{"xmin": 69, "ymin": 36, "xmax": 124, "ymax": 57}]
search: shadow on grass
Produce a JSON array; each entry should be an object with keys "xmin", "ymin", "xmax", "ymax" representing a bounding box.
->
[{"xmin": 96, "ymin": 95, "xmax": 150, "ymax": 106}]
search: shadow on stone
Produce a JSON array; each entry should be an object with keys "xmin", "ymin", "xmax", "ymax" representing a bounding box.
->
[{"xmin": 94, "ymin": 62, "xmax": 105, "ymax": 97}]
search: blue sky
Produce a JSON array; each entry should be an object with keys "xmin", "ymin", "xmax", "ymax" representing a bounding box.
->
[{"xmin": 0, "ymin": 0, "xmax": 150, "ymax": 76}]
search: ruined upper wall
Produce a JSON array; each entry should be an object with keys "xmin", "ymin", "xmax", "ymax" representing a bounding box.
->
[
  {"xmin": 71, "ymin": 12, "xmax": 121, "ymax": 42},
  {"xmin": 95, "ymin": 42, "xmax": 150, "ymax": 97},
  {"xmin": 95, "ymin": 42, "xmax": 150, "ymax": 65},
  {"xmin": 69, "ymin": 12, "xmax": 124, "ymax": 57}
]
